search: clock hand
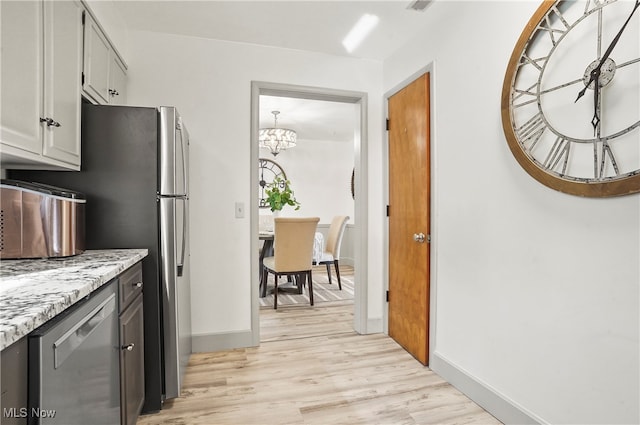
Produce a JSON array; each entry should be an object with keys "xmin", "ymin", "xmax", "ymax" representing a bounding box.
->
[
  {"xmin": 576, "ymin": 0, "xmax": 640, "ymax": 102},
  {"xmin": 591, "ymin": 72, "xmax": 601, "ymax": 135}
]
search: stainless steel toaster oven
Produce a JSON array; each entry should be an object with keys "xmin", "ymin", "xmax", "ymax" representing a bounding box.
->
[{"xmin": 1, "ymin": 180, "xmax": 85, "ymax": 259}]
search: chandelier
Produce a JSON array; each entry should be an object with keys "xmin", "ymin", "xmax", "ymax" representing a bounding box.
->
[{"xmin": 259, "ymin": 111, "xmax": 297, "ymax": 156}]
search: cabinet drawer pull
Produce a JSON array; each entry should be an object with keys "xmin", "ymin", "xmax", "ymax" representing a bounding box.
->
[
  {"xmin": 121, "ymin": 343, "xmax": 135, "ymax": 351},
  {"xmin": 133, "ymin": 281, "xmax": 143, "ymax": 288}
]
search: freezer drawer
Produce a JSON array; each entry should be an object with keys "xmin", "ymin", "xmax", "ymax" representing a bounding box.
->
[{"xmin": 28, "ymin": 281, "xmax": 120, "ymax": 425}]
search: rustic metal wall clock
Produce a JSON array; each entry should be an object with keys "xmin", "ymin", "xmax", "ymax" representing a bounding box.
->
[
  {"xmin": 501, "ymin": 0, "xmax": 640, "ymax": 197},
  {"xmin": 258, "ymin": 158, "xmax": 287, "ymax": 208}
]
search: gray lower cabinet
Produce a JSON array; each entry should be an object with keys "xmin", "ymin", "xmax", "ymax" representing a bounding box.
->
[
  {"xmin": 0, "ymin": 260, "xmax": 145, "ymax": 425},
  {"xmin": 0, "ymin": 337, "xmax": 28, "ymax": 424},
  {"xmin": 118, "ymin": 263, "xmax": 145, "ymax": 425}
]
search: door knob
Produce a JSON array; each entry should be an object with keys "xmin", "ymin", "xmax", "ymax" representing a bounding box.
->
[{"xmin": 413, "ymin": 233, "xmax": 426, "ymax": 243}]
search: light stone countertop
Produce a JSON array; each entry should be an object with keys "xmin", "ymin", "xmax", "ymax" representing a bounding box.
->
[{"xmin": 0, "ymin": 249, "xmax": 148, "ymax": 351}]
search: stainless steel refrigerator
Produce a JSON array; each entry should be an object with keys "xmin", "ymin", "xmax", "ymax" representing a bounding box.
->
[{"xmin": 11, "ymin": 104, "xmax": 192, "ymax": 413}]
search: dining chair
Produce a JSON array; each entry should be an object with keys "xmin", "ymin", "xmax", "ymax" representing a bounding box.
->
[
  {"xmin": 262, "ymin": 217, "xmax": 320, "ymax": 309},
  {"xmin": 315, "ymin": 215, "xmax": 349, "ymax": 290}
]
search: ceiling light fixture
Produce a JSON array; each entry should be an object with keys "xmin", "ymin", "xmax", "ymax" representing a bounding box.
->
[
  {"xmin": 259, "ymin": 111, "xmax": 297, "ymax": 156},
  {"xmin": 342, "ymin": 13, "xmax": 379, "ymax": 53}
]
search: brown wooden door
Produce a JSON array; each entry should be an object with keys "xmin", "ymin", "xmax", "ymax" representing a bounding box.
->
[{"xmin": 388, "ymin": 73, "xmax": 431, "ymax": 365}]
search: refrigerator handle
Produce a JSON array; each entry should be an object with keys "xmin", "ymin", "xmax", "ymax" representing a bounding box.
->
[
  {"xmin": 177, "ymin": 119, "xmax": 188, "ymax": 196},
  {"xmin": 177, "ymin": 198, "xmax": 187, "ymax": 277}
]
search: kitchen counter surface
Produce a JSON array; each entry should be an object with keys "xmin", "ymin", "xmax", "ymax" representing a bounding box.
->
[{"xmin": 0, "ymin": 249, "xmax": 148, "ymax": 351}]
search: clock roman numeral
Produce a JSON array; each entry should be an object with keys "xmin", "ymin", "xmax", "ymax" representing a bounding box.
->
[
  {"xmin": 543, "ymin": 137, "xmax": 570, "ymax": 174},
  {"xmin": 584, "ymin": 0, "xmax": 615, "ymax": 16},
  {"xmin": 519, "ymin": 53, "xmax": 548, "ymax": 71},
  {"xmin": 515, "ymin": 112, "xmax": 546, "ymax": 151},
  {"xmin": 512, "ymin": 82, "xmax": 538, "ymax": 108},
  {"xmin": 595, "ymin": 141, "xmax": 620, "ymax": 179},
  {"xmin": 537, "ymin": 6, "xmax": 570, "ymax": 46}
]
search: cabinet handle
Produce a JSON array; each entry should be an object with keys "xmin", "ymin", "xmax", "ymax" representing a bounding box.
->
[
  {"xmin": 39, "ymin": 117, "xmax": 61, "ymax": 127},
  {"xmin": 133, "ymin": 281, "xmax": 143, "ymax": 288},
  {"xmin": 121, "ymin": 343, "xmax": 135, "ymax": 351}
]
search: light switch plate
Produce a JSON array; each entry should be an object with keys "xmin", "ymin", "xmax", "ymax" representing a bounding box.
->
[{"xmin": 235, "ymin": 202, "xmax": 245, "ymax": 218}]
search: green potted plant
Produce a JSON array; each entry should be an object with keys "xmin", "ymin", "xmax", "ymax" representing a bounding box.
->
[{"xmin": 265, "ymin": 176, "xmax": 301, "ymax": 212}]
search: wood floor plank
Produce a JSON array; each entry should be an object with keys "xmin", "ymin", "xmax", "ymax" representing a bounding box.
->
[{"xmin": 137, "ymin": 302, "xmax": 501, "ymax": 425}]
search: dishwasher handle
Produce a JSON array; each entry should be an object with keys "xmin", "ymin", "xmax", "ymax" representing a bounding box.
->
[{"xmin": 53, "ymin": 293, "xmax": 117, "ymax": 369}]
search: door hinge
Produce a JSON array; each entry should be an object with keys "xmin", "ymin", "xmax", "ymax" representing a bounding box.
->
[
  {"xmin": 82, "ymin": 10, "xmax": 85, "ymax": 25},
  {"xmin": 81, "ymin": 72, "xmax": 85, "ymax": 85},
  {"xmin": 386, "ymin": 118, "xmax": 389, "ymax": 131},
  {"xmin": 386, "ymin": 205, "xmax": 390, "ymax": 216},
  {"xmin": 386, "ymin": 290, "xmax": 389, "ymax": 302}
]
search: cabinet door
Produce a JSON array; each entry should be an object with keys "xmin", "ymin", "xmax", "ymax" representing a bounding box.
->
[
  {"xmin": 0, "ymin": 338, "xmax": 28, "ymax": 425},
  {"xmin": 109, "ymin": 55, "xmax": 127, "ymax": 105},
  {"xmin": 120, "ymin": 295, "xmax": 145, "ymax": 425},
  {"xmin": 42, "ymin": 0, "xmax": 82, "ymax": 165},
  {"xmin": 0, "ymin": 0, "xmax": 43, "ymax": 155},
  {"xmin": 83, "ymin": 13, "xmax": 110, "ymax": 104}
]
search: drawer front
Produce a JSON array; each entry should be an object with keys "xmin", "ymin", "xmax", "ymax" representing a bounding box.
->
[{"xmin": 119, "ymin": 262, "xmax": 143, "ymax": 313}]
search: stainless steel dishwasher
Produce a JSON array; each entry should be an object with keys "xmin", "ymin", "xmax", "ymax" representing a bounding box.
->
[{"xmin": 28, "ymin": 280, "xmax": 120, "ymax": 425}]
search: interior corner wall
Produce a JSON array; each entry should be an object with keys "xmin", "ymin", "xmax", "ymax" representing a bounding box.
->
[
  {"xmin": 383, "ymin": 1, "xmax": 639, "ymax": 424},
  {"xmin": 121, "ymin": 29, "xmax": 385, "ymax": 341},
  {"xmin": 258, "ymin": 137, "xmax": 355, "ymax": 225}
]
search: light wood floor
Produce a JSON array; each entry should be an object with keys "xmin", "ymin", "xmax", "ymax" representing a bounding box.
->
[{"xmin": 137, "ymin": 302, "xmax": 501, "ymax": 424}]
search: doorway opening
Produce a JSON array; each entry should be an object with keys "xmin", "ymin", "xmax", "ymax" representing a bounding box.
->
[{"xmin": 250, "ymin": 82, "xmax": 369, "ymax": 345}]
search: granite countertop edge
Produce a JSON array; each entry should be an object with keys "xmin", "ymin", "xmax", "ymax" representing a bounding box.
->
[{"xmin": 0, "ymin": 249, "xmax": 148, "ymax": 351}]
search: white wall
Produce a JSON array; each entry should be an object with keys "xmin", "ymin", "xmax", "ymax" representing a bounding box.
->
[
  {"xmin": 122, "ymin": 30, "xmax": 384, "ymax": 339},
  {"xmin": 384, "ymin": 1, "xmax": 639, "ymax": 424},
  {"xmin": 258, "ymin": 137, "xmax": 355, "ymax": 224}
]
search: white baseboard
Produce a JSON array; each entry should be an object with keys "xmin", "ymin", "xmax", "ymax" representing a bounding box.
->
[
  {"xmin": 192, "ymin": 330, "xmax": 255, "ymax": 353},
  {"xmin": 366, "ymin": 318, "xmax": 383, "ymax": 333},
  {"xmin": 430, "ymin": 352, "xmax": 545, "ymax": 425}
]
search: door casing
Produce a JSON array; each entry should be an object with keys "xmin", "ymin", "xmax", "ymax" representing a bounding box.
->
[{"xmin": 250, "ymin": 81, "xmax": 369, "ymax": 344}]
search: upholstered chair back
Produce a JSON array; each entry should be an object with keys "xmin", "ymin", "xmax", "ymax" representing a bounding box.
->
[
  {"xmin": 273, "ymin": 217, "xmax": 320, "ymax": 272},
  {"xmin": 325, "ymin": 215, "xmax": 349, "ymax": 259}
]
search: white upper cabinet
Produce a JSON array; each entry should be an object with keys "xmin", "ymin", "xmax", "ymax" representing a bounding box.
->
[
  {"xmin": 1, "ymin": 0, "xmax": 127, "ymax": 170},
  {"xmin": 83, "ymin": 13, "xmax": 127, "ymax": 105},
  {"xmin": 1, "ymin": 1, "xmax": 45, "ymax": 160},
  {"xmin": 109, "ymin": 54, "xmax": 128, "ymax": 105},
  {"xmin": 43, "ymin": 0, "xmax": 84, "ymax": 166},
  {"xmin": 0, "ymin": 0, "xmax": 83, "ymax": 170}
]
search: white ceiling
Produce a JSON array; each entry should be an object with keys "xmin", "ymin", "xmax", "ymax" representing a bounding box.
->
[
  {"xmin": 115, "ymin": 0, "xmax": 434, "ymax": 142},
  {"xmin": 117, "ymin": 1, "xmax": 433, "ymax": 61},
  {"xmin": 260, "ymin": 95, "xmax": 358, "ymax": 142}
]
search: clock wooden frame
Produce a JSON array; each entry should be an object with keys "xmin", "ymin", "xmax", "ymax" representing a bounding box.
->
[{"xmin": 501, "ymin": 0, "xmax": 640, "ymax": 197}]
